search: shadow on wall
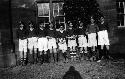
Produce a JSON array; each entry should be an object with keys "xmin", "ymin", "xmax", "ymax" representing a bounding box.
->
[{"xmin": 63, "ymin": 66, "xmax": 83, "ymax": 79}]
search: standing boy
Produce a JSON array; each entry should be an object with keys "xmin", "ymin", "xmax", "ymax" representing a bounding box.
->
[
  {"xmin": 86, "ymin": 16, "xmax": 99, "ymax": 61},
  {"xmin": 47, "ymin": 23, "xmax": 57, "ymax": 63},
  {"xmin": 97, "ymin": 17, "xmax": 111, "ymax": 62},
  {"xmin": 17, "ymin": 21, "xmax": 27, "ymax": 66},
  {"xmin": 38, "ymin": 23, "xmax": 48, "ymax": 63},
  {"xmin": 57, "ymin": 24, "xmax": 67, "ymax": 62},
  {"xmin": 66, "ymin": 22, "xmax": 77, "ymax": 61},
  {"xmin": 77, "ymin": 21, "xmax": 88, "ymax": 60},
  {"xmin": 27, "ymin": 22, "xmax": 38, "ymax": 64}
]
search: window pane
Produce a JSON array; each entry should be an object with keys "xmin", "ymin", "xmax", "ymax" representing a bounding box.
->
[
  {"xmin": 38, "ymin": 3, "xmax": 49, "ymax": 17},
  {"xmin": 56, "ymin": 23, "xmax": 65, "ymax": 29},
  {"xmin": 38, "ymin": 17, "xmax": 49, "ymax": 23},
  {"xmin": 124, "ymin": 15, "xmax": 125, "ymax": 26},
  {"xmin": 55, "ymin": 16, "xmax": 65, "ymax": 23},
  {"xmin": 53, "ymin": 3, "xmax": 58, "ymax": 10},
  {"xmin": 59, "ymin": 17, "xmax": 64, "ymax": 22},
  {"xmin": 117, "ymin": 14, "xmax": 120, "ymax": 20},
  {"xmin": 59, "ymin": 9, "xmax": 64, "ymax": 16},
  {"xmin": 117, "ymin": 21, "xmax": 120, "ymax": 26},
  {"xmin": 56, "ymin": 23, "xmax": 60, "ymax": 29},
  {"xmin": 45, "ymin": 24, "xmax": 49, "ymax": 29},
  {"xmin": 59, "ymin": 3, "xmax": 63, "ymax": 11},
  {"xmin": 54, "ymin": 10, "xmax": 58, "ymax": 16},
  {"xmin": 120, "ymin": 8, "xmax": 124, "ymax": 13},
  {"xmin": 116, "ymin": 2, "xmax": 119, "ymax": 8},
  {"xmin": 120, "ymin": 14, "xmax": 124, "ymax": 26},
  {"xmin": 59, "ymin": 3, "xmax": 64, "ymax": 16},
  {"xmin": 117, "ymin": 8, "xmax": 120, "ymax": 13},
  {"xmin": 53, "ymin": 2, "xmax": 64, "ymax": 16},
  {"xmin": 120, "ymin": 2, "xmax": 123, "ymax": 8}
]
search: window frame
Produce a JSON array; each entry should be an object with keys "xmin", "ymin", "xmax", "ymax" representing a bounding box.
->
[{"xmin": 117, "ymin": 1, "xmax": 125, "ymax": 28}]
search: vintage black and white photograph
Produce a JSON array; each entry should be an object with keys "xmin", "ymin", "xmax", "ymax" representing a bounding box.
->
[{"xmin": 0, "ymin": 0, "xmax": 125, "ymax": 79}]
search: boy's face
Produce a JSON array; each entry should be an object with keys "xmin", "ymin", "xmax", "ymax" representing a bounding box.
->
[
  {"xmin": 69, "ymin": 23, "xmax": 73, "ymax": 28},
  {"xmin": 40, "ymin": 23, "xmax": 44, "ymax": 28},
  {"xmin": 19, "ymin": 24, "xmax": 24, "ymax": 29},
  {"xmin": 60, "ymin": 26, "xmax": 64, "ymax": 30},
  {"xmin": 101, "ymin": 17, "xmax": 104, "ymax": 23},
  {"xmin": 91, "ymin": 18, "xmax": 95, "ymax": 24},
  {"xmin": 49, "ymin": 23, "xmax": 53, "ymax": 28},
  {"xmin": 80, "ymin": 22, "xmax": 83, "ymax": 27},
  {"xmin": 29, "ymin": 24, "xmax": 33, "ymax": 28}
]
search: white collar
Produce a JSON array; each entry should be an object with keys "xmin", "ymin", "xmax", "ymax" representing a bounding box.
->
[
  {"xmin": 101, "ymin": 22, "xmax": 104, "ymax": 24},
  {"xmin": 60, "ymin": 30, "xmax": 64, "ymax": 33},
  {"xmin": 30, "ymin": 28, "xmax": 34, "ymax": 31},
  {"xmin": 40, "ymin": 28, "xmax": 44, "ymax": 30}
]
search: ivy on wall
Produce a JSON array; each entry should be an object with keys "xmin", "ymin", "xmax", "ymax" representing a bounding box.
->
[{"xmin": 63, "ymin": 0, "xmax": 103, "ymax": 26}]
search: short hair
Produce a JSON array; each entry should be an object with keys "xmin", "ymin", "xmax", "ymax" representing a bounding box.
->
[{"xmin": 18, "ymin": 21, "xmax": 24, "ymax": 27}]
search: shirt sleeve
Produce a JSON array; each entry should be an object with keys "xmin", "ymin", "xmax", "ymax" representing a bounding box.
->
[
  {"xmin": 86, "ymin": 25, "xmax": 89, "ymax": 33},
  {"xmin": 96, "ymin": 24, "xmax": 99, "ymax": 32},
  {"xmin": 44, "ymin": 29, "xmax": 47, "ymax": 36},
  {"xmin": 74, "ymin": 29, "xmax": 77, "ymax": 35},
  {"xmin": 54, "ymin": 29, "xmax": 58, "ymax": 38},
  {"xmin": 25, "ymin": 29, "xmax": 28, "ymax": 38},
  {"xmin": 46, "ymin": 29, "xmax": 49, "ymax": 36}
]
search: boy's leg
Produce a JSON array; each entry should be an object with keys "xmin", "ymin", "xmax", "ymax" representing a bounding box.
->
[
  {"xmin": 19, "ymin": 39, "xmax": 26, "ymax": 66},
  {"xmin": 34, "ymin": 48, "xmax": 38, "ymax": 64},
  {"xmin": 49, "ymin": 49, "xmax": 54, "ymax": 63},
  {"xmin": 43, "ymin": 38, "xmax": 48, "ymax": 63},
  {"xmin": 38, "ymin": 38, "xmax": 43, "ymax": 63},
  {"xmin": 28, "ymin": 49, "xmax": 34, "ymax": 64},
  {"xmin": 66, "ymin": 47, "xmax": 70, "ymax": 62},
  {"xmin": 79, "ymin": 47, "xmax": 83, "ymax": 60},
  {"xmin": 58, "ymin": 50, "xmax": 62, "ymax": 62},
  {"xmin": 33, "ymin": 37, "xmax": 38, "ymax": 64},
  {"xmin": 53, "ymin": 48, "xmax": 57, "ymax": 62},
  {"xmin": 39, "ymin": 51, "xmax": 43, "ymax": 64},
  {"xmin": 62, "ymin": 50, "xmax": 66, "ymax": 62},
  {"xmin": 100, "ymin": 45, "xmax": 105, "ymax": 59},
  {"xmin": 19, "ymin": 51, "xmax": 24, "ymax": 65},
  {"xmin": 105, "ymin": 45, "xmax": 112, "ymax": 59},
  {"xmin": 27, "ymin": 38, "xmax": 34, "ymax": 64},
  {"xmin": 44, "ymin": 51, "xmax": 48, "ymax": 63},
  {"xmin": 83, "ymin": 47, "xmax": 88, "ymax": 60},
  {"xmin": 23, "ymin": 50, "xmax": 27, "ymax": 66}
]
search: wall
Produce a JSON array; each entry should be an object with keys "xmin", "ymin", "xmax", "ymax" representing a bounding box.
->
[{"xmin": 12, "ymin": 0, "xmax": 125, "ymax": 55}]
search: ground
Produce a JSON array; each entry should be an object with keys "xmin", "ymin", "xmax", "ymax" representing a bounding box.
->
[{"xmin": 0, "ymin": 59, "xmax": 125, "ymax": 79}]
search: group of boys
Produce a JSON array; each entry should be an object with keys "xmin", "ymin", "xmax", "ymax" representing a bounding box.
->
[{"xmin": 17, "ymin": 16, "xmax": 111, "ymax": 66}]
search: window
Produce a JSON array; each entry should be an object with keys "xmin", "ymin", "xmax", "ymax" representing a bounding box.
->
[
  {"xmin": 53, "ymin": 2, "xmax": 65, "ymax": 29},
  {"xmin": 37, "ymin": 2, "xmax": 65, "ymax": 29},
  {"xmin": 116, "ymin": 1, "xmax": 125, "ymax": 27},
  {"xmin": 37, "ymin": 3, "xmax": 50, "ymax": 17},
  {"xmin": 37, "ymin": 3, "xmax": 50, "ymax": 27}
]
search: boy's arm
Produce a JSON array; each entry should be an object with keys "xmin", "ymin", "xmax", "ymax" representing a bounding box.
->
[
  {"xmin": 85, "ymin": 25, "xmax": 89, "ymax": 35},
  {"xmin": 25, "ymin": 29, "xmax": 29, "ymax": 39},
  {"xmin": 96, "ymin": 24, "xmax": 99, "ymax": 32}
]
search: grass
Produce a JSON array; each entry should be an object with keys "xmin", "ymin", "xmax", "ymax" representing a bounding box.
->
[{"xmin": 0, "ymin": 59, "xmax": 125, "ymax": 79}]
